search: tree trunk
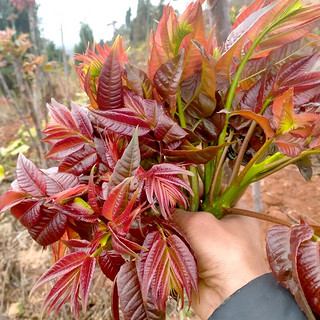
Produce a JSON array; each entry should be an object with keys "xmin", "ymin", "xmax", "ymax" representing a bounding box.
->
[
  {"xmin": 0, "ymin": 70, "xmax": 42, "ymax": 161},
  {"xmin": 209, "ymin": 0, "xmax": 232, "ymax": 46}
]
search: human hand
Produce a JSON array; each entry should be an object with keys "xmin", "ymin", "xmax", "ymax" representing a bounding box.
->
[{"xmin": 173, "ymin": 210, "xmax": 270, "ymax": 320}]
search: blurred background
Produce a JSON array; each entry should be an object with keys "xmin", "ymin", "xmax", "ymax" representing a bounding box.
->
[{"xmin": 0, "ymin": 0, "xmax": 319, "ymax": 319}]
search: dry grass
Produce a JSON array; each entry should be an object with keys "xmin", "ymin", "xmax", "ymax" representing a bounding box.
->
[{"xmin": 0, "ymin": 212, "xmax": 200, "ymax": 320}]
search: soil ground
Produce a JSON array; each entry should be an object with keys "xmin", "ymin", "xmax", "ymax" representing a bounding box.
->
[{"xmin": 0, "ymin": 101, "xmax": 319, "ymax": 320}]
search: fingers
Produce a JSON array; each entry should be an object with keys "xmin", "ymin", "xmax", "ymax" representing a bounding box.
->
[{"xmin": 173, "ymin": 209, "xmax": 219, "ymax": 240}]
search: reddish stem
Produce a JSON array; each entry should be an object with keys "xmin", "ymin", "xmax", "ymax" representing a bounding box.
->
[{"xmin": 223, "ymin": 207, "xmax": 292, "ymax": 228}]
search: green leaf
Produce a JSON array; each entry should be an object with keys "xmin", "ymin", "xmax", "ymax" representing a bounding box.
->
[{"xmin": 0, "ymin": 164, "xmax": 4, "ymax": 182}]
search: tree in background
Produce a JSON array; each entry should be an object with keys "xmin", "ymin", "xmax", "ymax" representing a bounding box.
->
[{"xmin": 74, "ymin": 22, "xmax": 94, "ymax": 55}]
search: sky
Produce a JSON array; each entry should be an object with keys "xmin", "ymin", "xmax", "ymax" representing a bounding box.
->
[{"xmin": 36, "ymin": 0, "xmax": 194, "ymax": 51}]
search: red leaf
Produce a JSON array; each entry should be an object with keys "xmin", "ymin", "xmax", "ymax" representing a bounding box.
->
[
  {"xmin": 98, "ymin": 249, "xmax": 125, "ymax": 281},
  {"xmin": 97, "ymin": 37, "xmax": 123, "ymax": 110},
  {"xmin": 46, "ymin": 184, "xmax": 88, "ymax": 204},
  {"xmin": 137, "ymin": 229, "xmax": 198, "ymax": 311},
  {"xmin": 44, "ymin": 136, "xmax": 86, "ymax": 160},
  {"xmin": 232, "ymin": 0, "xmax": 265, "ymax": 30},
  {"xmin": 16, "ymin": 153, "xmax": 46, "ymax": 197},
  {"xmin": 28, "ymin": 208, "xmax": 68, "ymax": 246},
  {"xmin": 79, "ymin": 256, "xmax": 96, "ymax": 312},
  {"xmin": 228, "ymin": 110, "xmax": 274, "ymax": 138},
  {"xmin": 111, "ymin": 282, "xmax": 120, "ymax": 320},
  {"xmin": 58, "ymin": 144, "xmax": 98, "ymax": 175},
  {"xmin": 31, "ymin": 251, "xmax": 88, "ymax": 293},
  {"xmin": 117, "ymin": 261, "xmax": 165, "ymax": 320},
  {"xmin": 152, "ymin": 5, "xmax": 177, "ymax": 65},
  {"xmin": 139, "ymin": 232, "xmax": 167, "ymax": 301},
  {"xmin": 166, "ymin": 234, "xmax": 198, "ymax": 301},
  {"xmin": 56, "ymin": 199, "xmax": 99, "ymax": 223},
  {"xmin": 139, "ymin": 164, "xmax": 193, "ymax": 219},
  {"xmin": 11, "ymin": 199, "xmax": 42, "ymax": 228},
  {"xmin": 43, "ymin": 271, "xmax": 76, "ymax": 315},
  {"xmin": 109, "ymin": 224, "xmax": 142, "ymax": 258},
  {"xmin": 179, "ymin": 2, "xmax": 206, "ymax": 81},
  {"xmin": 0, "ymin": 190, "xmax": 28, "ymax": 213},
  {"xmin": 102, "ymin": 179, "xmax": 130, "ymax": 220}
]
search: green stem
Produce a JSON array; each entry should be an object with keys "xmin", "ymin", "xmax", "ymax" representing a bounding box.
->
[
  {"xmin": 228, "ymin": 97, "xmax": 273, "ymax": 185},
  {"xmin": 214, "ymin": 27, "xmax": 277, "ymax": 197},
  {"xmin": 189, "ymin": 166, "xmax": 199, "ymax": 212},
  {"xmin": 253, "ymin": 149, "xmax": 320, "ymax": 182},
  {"xmin": 237, "ymin": 139, "xmax": 274, "ymax": 184},
  {"xmin": 209, "ymin": 131, "xmax": 234, "ymax": 204},
  {"xmin": 90, "ymin": 246, "xmax": 103, "ymax": 258},
  {"xmin": 177, "ymin": 87, "xmax": 186, "ymax": 128},
  {"xmin": 204, "ymin": 159, "xmax": 214, "ymax": 202},
  {"xmin": 229, "ymin": 121, "xmax": 257, "ymax": 185}
]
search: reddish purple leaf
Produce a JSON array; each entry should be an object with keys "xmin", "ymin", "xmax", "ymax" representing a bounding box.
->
[
  {"xmin": 43, "ymin": 271, "xmax": 76, "ymax": 315},
  {"xmin": 111, "ymin": 282, "xmax": 120, "ymax": 320},
  {"xmin": 31, "ymin": 251, "xmax": 88, "ymax": 293},
  {"xmin": 41, "ymin": 168, "xmax": 79, "ymax": 196},
  {"xmin": 137, "ymin": 229, "xmax": 197, "ymax": 311},
  {"xmin": 48, "ymin": 99, "xmax": 78, "ymax": 132},
  {"xmin": 88, "ymin": 166, "xmax": 102, "ymax": 215},
  {"xmin": 97, "ymin": 38, "xmax": 123, "ymax": 110},
  {"xmin": 117, "ymin": 261, "xmax": 165, "ymax": 320},
  {"xmin": 55, "ymin": 199, "xmax": 99, "ymax": 223},
  {"xmin": 79, "ymin": 256, "xmax": 96, "ymax": 312},
  {"xmin": 275, "ymin": 134, "xmax": 307, "ymax": 157},
  {"xmin": 297, "ymin": 241, "xmax": 320, "ymax": 316},
  {"xmin": 153, "ymin": 114, "xmax": 188, "ymax": 148},
  {"xmin": 109, "ymin": 223, "xmax": 142, "ymax": 258},
  {"xmin": 28, "ymin": 208, "xmax": 68, "ymax": 246},
  {"xmin": 163, "ymin": 142, "xmax": 231, "ymax": 164},
  {"xmin": 58, "ymin": 144, "xmax": 98, "ymax": 175},
  {"xmin": 11, "ymin": 199, "xmax": 42, "ymax": 228},
  {"xmin": 266, "ymin": 221, "xmax": 316, "ymax": 319},
  {"xmin": 125, "ymin": 63, "xmax": 153, "ymax": 99},
  {"xmin": 98, "ymin": 249, "xmax": 125, "ymax": 281},
  {"xmin": 153, "ymin": 51, "xmax": 184, "ymax": 113},
  {"xmin": 16, "ymin": 153, "xmax": 46, "ymax": 197},
  {"xmin": 102, "ymin": 175, "xmax": 131, "ymax": 221},
  {"xmin": 44, "ymin": 136, "xmax": 87, "ymax": 160},
  {"xmin": 71, "ymin": 102, "xmax": 93, "ymax": 139},
  {"xmin": 90, "ymin": 108, "xmax": 151, "ymax": 137}
]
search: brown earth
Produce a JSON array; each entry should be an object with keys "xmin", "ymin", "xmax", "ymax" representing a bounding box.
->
[{"xmin": 0, "ymin": 105, "xmax": 320, "ymax": 319}]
